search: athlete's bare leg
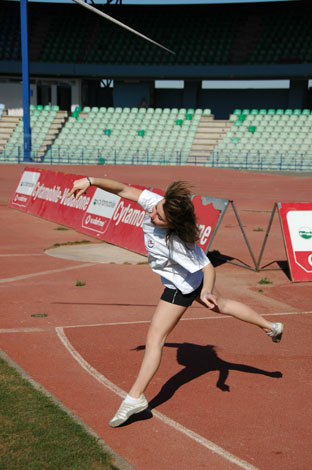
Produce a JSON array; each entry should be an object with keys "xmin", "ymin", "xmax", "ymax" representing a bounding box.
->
[
  {"xmin": 128, "ymin": 300, "xmax": 188, "ymax": 398},
  {"xmin": 197, "ymin": 287, "xmax": 273, "ymax": 332}
]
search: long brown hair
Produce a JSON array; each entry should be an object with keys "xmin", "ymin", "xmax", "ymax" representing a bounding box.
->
[{"xmin": 163, "ymin": 181, "xmax": 200, "ymax": 245}]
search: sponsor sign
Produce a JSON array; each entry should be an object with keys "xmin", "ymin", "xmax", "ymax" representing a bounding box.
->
[
  {"xmin": 11, "ymin": 170, "xmax": 40, "ymax": 208},
  {"xmin": 10, "ymin": 168, "xmax": 229, "ymax": 256},
  {"xmin": 192, "ymin": 195, "xmax": 229, "ymax": 252},
  {"xmin": 82, "ymin": 189, "xmax": 120, "ymax": 234},
  {"xmin": 278, "ymin": 202, "xmax": 312, "ymax": 282}
]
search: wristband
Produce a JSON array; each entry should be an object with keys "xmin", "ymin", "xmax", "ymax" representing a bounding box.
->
[{"xmin": 86, "ymin": 177, "xmax": 92, "ymax": 187}]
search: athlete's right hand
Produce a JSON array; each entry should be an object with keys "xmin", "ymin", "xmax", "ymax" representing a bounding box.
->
[
  {"xmin": 200, "ymin": 291, "xmax": 218, "ymax": 310},
  {"xmin": 67, "ymin": 178, "xmax": 91, "ymax": 199}
]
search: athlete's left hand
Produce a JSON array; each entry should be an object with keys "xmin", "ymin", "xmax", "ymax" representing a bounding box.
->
[{"xmin": 200, "ymin": 291, "xmax": 218, "ymax": 309}]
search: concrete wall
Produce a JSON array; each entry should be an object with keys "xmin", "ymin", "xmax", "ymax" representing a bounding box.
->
[
  {"xmin": 199, "ymin": 89, "xmax": 290, "ymax": 119},
  {"xmin": 113, "ymin": 81, "xmax": 152, "ymax": 108},
  {"xmin": 0, "ymin": 82, "xmax": 24, "ymax": 108}
]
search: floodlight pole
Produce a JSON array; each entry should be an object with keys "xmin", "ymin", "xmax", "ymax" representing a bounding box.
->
[{"xmin": 20, "ymin": 0, "xmax": 31, "ymax": 161}]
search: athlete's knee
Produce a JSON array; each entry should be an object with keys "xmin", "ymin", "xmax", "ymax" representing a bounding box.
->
[
  {"xmin": 215, "ymin": 295, "xmax": 230, "ymax": 313},
  {"xmin": 145, "ymin": 329, "xmax": 165, "ymax": 351}
]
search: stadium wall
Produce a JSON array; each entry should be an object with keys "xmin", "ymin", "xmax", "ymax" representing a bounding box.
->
[
  {"xmin": 154, "ymin": 89, "xmax": 183, "ymax": 109},
  {"xmin": 113, "ymin": 81, "xmax": 152, "ymax": 108},
  {"xmin": 0, "ymin": 82, "xmax": 23, "ymax": 109},
  {"xmin": 0, "ymin": 77, "xmax": 309, "ymax": 118},
  {"xmin": 199, "ymin": 89, "xmax": 289, "ymax": 119}
]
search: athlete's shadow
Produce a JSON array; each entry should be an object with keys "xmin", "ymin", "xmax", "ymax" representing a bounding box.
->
[
  {"xmin": 146, "ymin": 342, "xmax": 282, "ymax": 409},
  {"xmin": 123, "ymin": 342, "xmax": 282, "ymax": 425}
]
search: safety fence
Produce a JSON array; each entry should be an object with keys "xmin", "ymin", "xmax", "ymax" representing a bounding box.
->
[{"xmin": 1, "ymin": 145, "xmax": 312, "ymax": 171}]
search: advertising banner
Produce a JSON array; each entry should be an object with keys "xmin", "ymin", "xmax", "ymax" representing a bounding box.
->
[
  {"xmin": 278, "ymin": 202, "xmax": 312, "ymax": 282},
  {"xmin": 10, "ymin": 168, "xmax": 229, "ymax": 256}
]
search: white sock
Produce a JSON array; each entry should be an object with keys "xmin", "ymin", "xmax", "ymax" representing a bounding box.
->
[{"xmin": 124, "ymin": 394, "xmax": 142, "ymax": 404}]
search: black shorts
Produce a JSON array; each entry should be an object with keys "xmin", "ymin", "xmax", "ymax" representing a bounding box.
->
[{"xmin": 160, "ymin": 282, "xmax": 203, "ymax": 307}]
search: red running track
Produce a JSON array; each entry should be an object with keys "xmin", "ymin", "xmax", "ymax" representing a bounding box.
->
[{"xmin": 1, "ymin": 164, "xmax": 311, "ymax": 470}]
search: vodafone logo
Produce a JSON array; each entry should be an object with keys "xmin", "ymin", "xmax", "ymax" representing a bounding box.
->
[
  {"xmin": 148, "ymin": 239, "xmax": 155, "ymax": 249},
  {"xmin": 14, "ymin": 194, "xmax": 27, "ymax": 203},
  {"xmin": 308, "ymin": 254, "xmax": 312, "ymax": 267},
  {"xmin": 85, "ymin": 214, "xmax": 105, "ymax": 228}
]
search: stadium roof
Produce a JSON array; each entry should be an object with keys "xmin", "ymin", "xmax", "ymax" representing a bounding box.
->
[{"xmin": 6, "ymin": 0, "xmax": 300, "ymax": 3}]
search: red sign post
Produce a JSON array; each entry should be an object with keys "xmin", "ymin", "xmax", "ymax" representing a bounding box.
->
[{"xmin": 278, "ymin": 202, "xmax": 312, "ymax": 282}]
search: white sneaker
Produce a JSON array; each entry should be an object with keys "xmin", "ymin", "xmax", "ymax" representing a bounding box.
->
[
  {"xmin": 109, "ymin": 395, "xmax": 149, "ymax": 427},
  {"xmin": 267, "ymin": 322, "xmax": 284, "ymax": 343}
]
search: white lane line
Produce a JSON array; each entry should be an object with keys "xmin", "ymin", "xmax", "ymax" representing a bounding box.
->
[
  {"xmin": 56, "ymin": 326, "xmax": 126, "ymax": 398},
  {"xmin": 0, "ymin": 263, "xmax": 96, "ymax": 284},
  {"xmin": 0, "ymin": 328, "xmax": 44, "ymax": 333},
  {"xmin": 58, "ymin": 310, "xmax": 312, "ymax": 330},
  {"xmin": 1, "ymin": 310, "xmax": 309, "ymax": 334},
  {"xmin": 0, "ymin": 254, "xmax": 44, "ymax": 257},
  {"xmin": 56, "ymin": 326, "xmax": 260, "ymax": 470}
]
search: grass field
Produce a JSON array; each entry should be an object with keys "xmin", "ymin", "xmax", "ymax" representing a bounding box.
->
[{"xmin": 0, "ymin": 356, "xmax": 117, "ymax": 470}]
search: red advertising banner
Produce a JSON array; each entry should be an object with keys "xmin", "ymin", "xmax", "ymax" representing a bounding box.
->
[
  {"xmin": 9, "ymin": 168, "xmax": 229, "ymax": 256},
  {"xmin": 278, "ymin": 202, "xmax": 312, "ymax": 282}
]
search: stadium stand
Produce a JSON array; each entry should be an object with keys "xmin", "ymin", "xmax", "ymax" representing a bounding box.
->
[
  {"xmin": 44, "ymin": 106, "xmax": 205, "ymax": 165},
  {"xmin": 212, "ymin": 108, "xmax": 312, "ymax": 170},
  {"xmin": 1, "ymin": 105, "xmax": 312, "ymax": 170},
  {"xmin": 0, "ymin": 1, "xmax": 311, "ymax": 170},
  {"xmin": 0, "ymin": 1, "xmax": 312, "ymax": 66},
  {"xmin": 0, "ymin": 104, "xmax": 20, "ymax": 157},
  {"xmin": 1, "ymin": 105, "xmax": 67, "ymax": 161}
]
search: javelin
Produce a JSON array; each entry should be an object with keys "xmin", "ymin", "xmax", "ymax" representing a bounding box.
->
[{"xmin": 72, "ymin": 0, "xmax": 175, "ymax": 55}]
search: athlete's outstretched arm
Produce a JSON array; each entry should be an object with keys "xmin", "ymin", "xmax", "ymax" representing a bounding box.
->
[{"xmin": 68, "ymin": 176, "xmax": 142, "ymax": 202}]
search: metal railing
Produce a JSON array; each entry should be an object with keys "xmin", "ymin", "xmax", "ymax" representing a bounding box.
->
[{"xmin": 1, "ymin": 145, "xmax": 312, "ymax": 171}]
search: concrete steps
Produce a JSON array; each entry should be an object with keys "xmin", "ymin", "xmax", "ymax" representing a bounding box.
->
[
  {"xmin": 37, "ymin": 111, "xmax": 68, "ymax": 158},
  {"xmin": 188, "ymin": 116, "xmax": 233, "ymax": 164},
  {"xmin": 0, "ymin": 114, "xmax": 19, "ymax": 151}
]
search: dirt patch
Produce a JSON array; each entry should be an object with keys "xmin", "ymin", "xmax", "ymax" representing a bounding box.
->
[{"xmin": 45, "ymin": 242, "xmax": 147, "ymax": 265}]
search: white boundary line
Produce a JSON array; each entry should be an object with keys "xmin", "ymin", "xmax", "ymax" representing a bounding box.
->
[
  {"xmin": 57, "ymin": 309, "xmax": 312, "ymax": 330},
  {"xmin": 0, "ymin": 253, "xmax": 44, "ymax": 257},
  {"xmin": 56, "ymin": 325, "xmax": 261, "ymax": 470},
  {"xmin": 1, "ymin": 310, "xmax": 309, "ymax": 334},
  {"xmin": 0, "ymin": 263, "xmax": 96, "ymax": 284},
  {"xmin": 0, "ymin": 327, "xmax": 44, "ymax": 333}
]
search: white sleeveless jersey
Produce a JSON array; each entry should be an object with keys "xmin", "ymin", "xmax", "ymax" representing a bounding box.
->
[{"xmin": 138, "ymin": 190, "xmax": 210, "ymax": 294}]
